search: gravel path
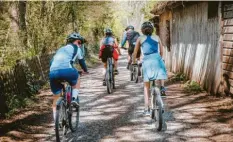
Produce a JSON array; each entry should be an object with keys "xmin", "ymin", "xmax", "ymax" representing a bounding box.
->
[{"xmin": 1, "ymin": 51, "xmax": 233, "ymax": 142}]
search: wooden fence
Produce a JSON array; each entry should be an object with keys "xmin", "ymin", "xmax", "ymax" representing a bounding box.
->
[{"xmin": 0, "ymin": 53, "xmax": 54, "ymax": 117}]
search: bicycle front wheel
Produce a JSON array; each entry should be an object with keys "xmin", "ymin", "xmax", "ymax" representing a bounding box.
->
[{"xmin": 55, "ymin": 98, "xmax": 66, "ymax": 142}]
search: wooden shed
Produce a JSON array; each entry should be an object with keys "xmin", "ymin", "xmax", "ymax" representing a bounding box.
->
[{"xmin": 151, "ymin": 1, "xmax": 233, "ymax": 95}]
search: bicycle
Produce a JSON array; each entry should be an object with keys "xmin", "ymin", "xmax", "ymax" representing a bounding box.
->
[
  {"xmin": 55, "ymin": 81, "xmax": 80, "ymax": 142},
  {"xmin": 150, "ymin": 80, "xmax": 164, "ymax": 131},
  {"xmin": 105, "ymin": 56, "xmax": 116, "ymax": 94},
  {"xmin": 130, "ymin": 57, "xmax": 141, "ymax": 83}
]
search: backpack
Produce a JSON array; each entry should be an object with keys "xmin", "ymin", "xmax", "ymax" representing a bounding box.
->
[
  {"xmin": 126, "ymin": 31, "xmax": 140, "ymax": 47},
  {"xmin": 70, "ymin": 44, "xmax": 78, "ymax": 65}
]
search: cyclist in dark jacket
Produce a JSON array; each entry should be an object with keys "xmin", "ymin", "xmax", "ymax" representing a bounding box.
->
[{"xmin": 120, "ymin": 25, "xmax": 140, "ymax": 69}]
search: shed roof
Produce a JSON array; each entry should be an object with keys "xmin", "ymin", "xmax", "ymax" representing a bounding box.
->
[{"xmin": 150, "ymin": 1, "xmax": 186, "ymax": 15}]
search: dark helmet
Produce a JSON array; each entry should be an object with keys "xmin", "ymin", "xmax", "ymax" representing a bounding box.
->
[
  {"xmin": 141, "ymin": 21, "xmax": 154, "ymax": 30},
  {"xmin": 104, "ymin": 28, "xmax": 113, "ymax": 34},
  {"xmin": 125, "ymin": 25, "xmax": 134, "ymax": 31}
]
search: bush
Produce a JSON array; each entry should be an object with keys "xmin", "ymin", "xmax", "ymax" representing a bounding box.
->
[
  {"xmin": 183, "ymin": 80, "xmax": 202, "ymax": 93},
  {"xmin": 170, "ymin": 72, "xmax": 187, "ymax": 82}
]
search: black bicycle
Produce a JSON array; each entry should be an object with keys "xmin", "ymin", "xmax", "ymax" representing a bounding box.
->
[
  {"xmin": 150, "ymin": 80, "xmax": 164, "ymax": 131},
  {"xmin": 106, "ymin": 57, "xmax": 115, "ymax": 94},
  {"xmin": 55, "ymin": 82, "xmax": 80, "ymax": 142}
]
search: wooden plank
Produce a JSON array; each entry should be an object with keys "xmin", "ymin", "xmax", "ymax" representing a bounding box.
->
[
  {"xmin": 222, "ymin": 56, "xmax": 233, "ymax": 63},
  {"xmin": 222, "ymin": 41, "xmax": 233, "ymax": 48},
  {"xmin": 223, "ymin": 19, "xmax": 233, "ymax": 26},
  {"xmin": 224, "ymin": 4, "xmax": 233, "ymax": 11},
  {"xmin": 223, "ymin": 34, "xmax": 233, "ymax": 41},
  {"xmin": 223, "ymin": 70, "xmax": 233, "ymax": 79},
  {"xmin": 223, "ymin": 63, "xmax": 233, "ymax": 71},
  {"xmin": 223, "ymin": 48, "xmax": 233, "ymax": 56},
  {"xmin": 223, "ymin": 27, "xmax": 233, "ymax": 34},
  {"xmin": 228, "ymin": 79, "xmax": 233, "ymax": 87},
  {"xmin": 224, "ymin": 11, "xmax": 233, "ymax": 19}
]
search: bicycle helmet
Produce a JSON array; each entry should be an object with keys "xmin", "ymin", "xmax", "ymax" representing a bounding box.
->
[
  {"xmin": 141, "ymin": 21, "xmax": 154, "ymax": 30},
  {"xmin": 125, "ymin": 25, "xmax": 134, "ymax": 31},
  {"xmin": 67, "ymin": 32, "xmax": 82, "ymax": 40},
  {"xmin": 67, "ymin": 32, "xmax": 83, "ymax": 44},
  {"xmin": 104, "ymin": 28, "xmax": 113, "ymax": 34}
]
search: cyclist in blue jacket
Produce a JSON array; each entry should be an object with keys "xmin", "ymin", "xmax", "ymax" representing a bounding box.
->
[{"xmin": 49, "ymin": 32, "xmax": 85, "ymax": 121}]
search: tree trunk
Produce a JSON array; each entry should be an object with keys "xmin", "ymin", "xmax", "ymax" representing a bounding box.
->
[{"xmin": 18, "ymin": 1, "xmax": 27, "ymax": 48}]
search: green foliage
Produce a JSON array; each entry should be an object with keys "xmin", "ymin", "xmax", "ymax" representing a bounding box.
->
[
  {"xmin": 6, "ymin": 95, "xmax": 36, "ymax": 118},
  {"xmin": 183, "ymin": 80, "xmax": 202, "ymax": 93},
  {"xmin": 170, "ymin": 72, "xmax": 187, "ymax": 82}
]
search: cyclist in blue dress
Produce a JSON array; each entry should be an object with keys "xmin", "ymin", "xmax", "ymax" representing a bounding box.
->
[
  {"xmin": 133, "ymin": 21, "xmax": 167, "ymax": 115},
  {"xmin": 49, "ymin": 32, "xmax": 85, "ymax": 121}
]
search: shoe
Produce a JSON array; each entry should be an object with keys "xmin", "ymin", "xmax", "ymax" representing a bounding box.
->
[
  {"xmin": 71, "ymin": 98, "xmax": 79, "ymax": 107},
  {"xmin": 143, "ymin": 108, "xmax": 151, "ymax": 116},
  {"xmin": 160, "ymin": 86, "xmax": 166, "ymax": 97},
  {"xmin": 127, "ymin": 64, "xmax": 129, "ymax": 70},
  {"xmin": 114, "ymin": 69, "xmax": 119, "ymax": 75},
  {"xmin": 103, "ymin": 80, "xmax": 106, "ymax": 86}
]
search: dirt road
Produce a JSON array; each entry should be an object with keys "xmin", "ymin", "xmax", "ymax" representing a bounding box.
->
[{"xmin": 1, "ymin": 51, "xmax": 233, "ymax": 142}]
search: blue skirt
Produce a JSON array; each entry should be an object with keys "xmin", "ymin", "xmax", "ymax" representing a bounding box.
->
[{"xmin": 142, "ymin": 53, "xmax": 167, "ymax": 82}]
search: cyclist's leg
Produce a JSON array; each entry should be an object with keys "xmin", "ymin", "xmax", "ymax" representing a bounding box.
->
[
  {"xmin": 49, "ymin": 72, "xmax": 63, "ymax": 121},
  {"xmin": 144, "ymin": 82, "xmax": 150, "ymax": 109},
  {"xmin": 113, "ymin": 49, "xmax": 119, "ymax": 74}
]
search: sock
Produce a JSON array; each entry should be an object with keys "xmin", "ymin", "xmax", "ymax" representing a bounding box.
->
[
  {"xmin": 72, "ymin": 89, "xmax": 79, "ymax": 100},
  {"xmin": 53, "ymin": 107, "xmax": 56, "ymax": 121}
]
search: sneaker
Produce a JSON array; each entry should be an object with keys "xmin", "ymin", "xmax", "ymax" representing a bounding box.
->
[
  {"xmin": 143, "ymin": 108, "xmax": 151, "ymax": 116},
  {"xmin": 103, "ymin": 80, "xmax": 106, "ymax": 86},
  {"xmin": 71, "ymin": 98, "xmax": 79, "ymax": 107},
  {"xmin": 114, "ymin": 70, "xmax": 119, "ymax": 75},
  {"xmin": 127, "ymin": 64, "xmax": 129, "ymax": 70},
  {"xmin": 160, "ymin": 86, "xmax": 166, "ymax": 97}
]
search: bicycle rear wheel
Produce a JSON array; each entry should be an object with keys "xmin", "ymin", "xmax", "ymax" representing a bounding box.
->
[
  {"xmin": 130, "ymin": 65, "xmax": 134, "ymax": 81},
  {"xmin": 106, "ymin": 58, "xmax": 113, "ymax": 94},
  {"xmin": 134, "ymin": 65, "xmax": 139, "ymax": 83},
  {"xmin": 154, "ymin": 88, "xmax": 163, "ymax": 131},
  {"xmin": 55, "ymin": 99, "xmax": 66, "ymax": 142},
  {"xmin": 69, "ymin": 101, "xmax": 80, "ymax": 132}
]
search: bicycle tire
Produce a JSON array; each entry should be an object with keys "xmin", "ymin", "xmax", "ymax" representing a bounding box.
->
[
  {"xmin": 134, "ymin": 66, "xmax": 139, "ymax": 83},
  {"xmin": 130, "ymin": 65, "xmax": 133, "ymax": 81},
  {"xmin": 154, "ymin": 89, "xmax": 163, "ymax": 131},
  {"xmin": 69, "ymin": 102, "xmax": 80, "ymax": 132},
  {"xmin": 112, "ymin": 68, "xmax": 116, "ymax": 89},
  {"xmin": 55, "ymin": 98, "xmax": 66, "ymax": 142},
  {"xmin": 106, "ymin": 58, "xmax": 113, "ymax": 94}
]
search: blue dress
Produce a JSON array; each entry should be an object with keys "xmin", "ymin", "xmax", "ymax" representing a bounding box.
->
[{"xmin": 139, "ymin": 35, "xmax": 167, "ymax": 82}]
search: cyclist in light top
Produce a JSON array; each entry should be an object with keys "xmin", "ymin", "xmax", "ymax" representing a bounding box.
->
[
  {"xmin": 49, "ymin": 32, "xmax": 85, "ymax": 121},
  {"xmin": 133, "ymin": 21, "xmax": 167, "ymax": 115},
  {"xmin": 99, "ymin": 28, "xmax": 121, "ymax": 86}
]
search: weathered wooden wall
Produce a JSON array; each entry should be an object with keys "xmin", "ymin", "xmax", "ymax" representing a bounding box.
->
[
  {"xmin": 221, "ymin": 2, "xmax": 233, "ymax": 93},
  {"xmin": 159, "ymin": 2, "xmax": 221, "ymax": 94}
]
